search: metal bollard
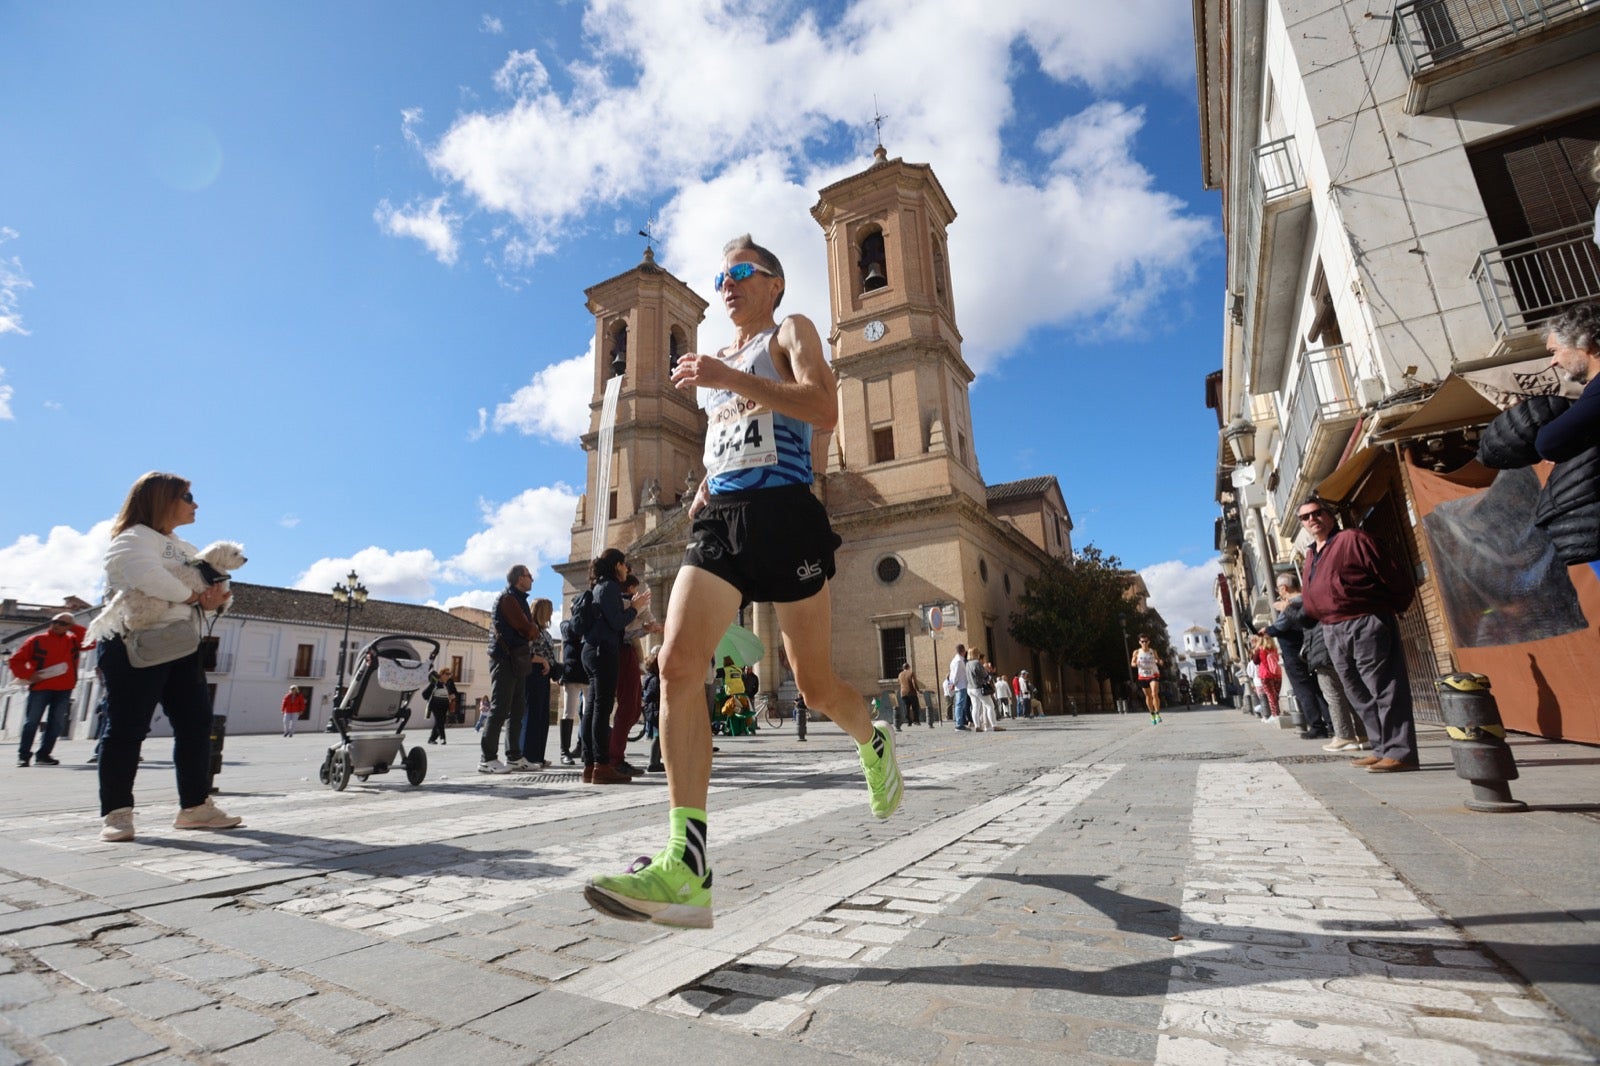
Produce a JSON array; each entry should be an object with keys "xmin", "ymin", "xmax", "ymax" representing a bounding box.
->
[{"xmin": 1436, "ymin": 674, "xmax": 1527, "ymax": 813}]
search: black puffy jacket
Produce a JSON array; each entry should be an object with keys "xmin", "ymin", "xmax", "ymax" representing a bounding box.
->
[
  {"xmin": 1477, "ymin": 397, "xmax": 1600, "ymax": 564},
  {"xmin": 1477, "ymin": 395, "xmax": 1571, "ymax": 469}
]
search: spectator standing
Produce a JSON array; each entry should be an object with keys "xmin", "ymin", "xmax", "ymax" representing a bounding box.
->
[
  {"xmin": 948, "ymin": 644, "xmax": 971, "ymax": 730},
  {"xmin": 896, "ymin": 662, "xmax": 922, "ymax": 729},
  {"xmin": 558, "ymin": 609, "xmax": 589, "ymax": 766},
  {"xmin": 1013, "ymin": 670, "xmax": 1032, "ymax": 718},
  {"xmin": 422, "ymin": 670, "xmax": 455, "ymax": 744},
  {"xmin": 518, "ymin": 598, "xmax": 557, "ymax": 769},
  {"xmin": 581, "ymin": 548, "xmax": 644, "ymax": 785},
  {"xmin": 607, "ymin": 575, "xmax": 658, "ymax": 775},
  {"xmin": 482, "ymin": 564, "xmax": 537, "ymax": 774},
  {"xmin": 93, "ymin": 472, "xmax": 241, "ymax": 841},
  {"xmin": 9, "ymin": 612, "xmax": 88, "ymax": 767},
  {"xmin": 281, "ymin": 686, "xmax": 307, "ymax": 739},
  {"xmin": 968, "ymin": 650, "xmax": 997, "ymax": 733},
  {"xmin": 994, "ymin": 671, "xmax": 1013, "ymax": 720},
  {"xmin": 1298, "ymin": 497, "xmax": 1419, "ymax": 773},
  {"xmin": 1251, "ymin": 634, "xmax": 1283, "ymax": 719},
  {"xmin": 642, "ymin": 649, "xmax": 665, "ymax": 773},
  {"xmin": 1264, "ymin": 574, "xmax": 1331, "ymax": 738}
]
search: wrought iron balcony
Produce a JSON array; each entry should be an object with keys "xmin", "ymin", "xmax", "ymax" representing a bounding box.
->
[
  {"xmin": 1270, "ymin": 345, "xmax": 1374, "ymax": 527},
  {"xmin": 1393, "ymin": 0, "xmax": 1600, "ymax": 112},
  {"xmin": 1472, "ymin": 223, "xmax": 1600, "ymax": 340},
  {"xmin": 1243, "ymin": 137, "xmax": 1313, "ymax": 396}
]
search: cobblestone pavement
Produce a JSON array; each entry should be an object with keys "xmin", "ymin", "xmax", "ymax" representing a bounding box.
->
[{"xmin": 0, "ymin": 707, "xmax": 1595, "ymax": 1064}]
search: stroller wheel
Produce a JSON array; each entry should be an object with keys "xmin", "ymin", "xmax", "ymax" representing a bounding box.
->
[
  {"xmin": 404, "ymin": 746, "xmax": 427, "ymax": 786},
  {"xmin": 330, "ymin": 750, "xmax": 353, "ymax": 792},
  {"xmin": 318, "ymin": 753, "xmax": 332, "ymax": 786}
]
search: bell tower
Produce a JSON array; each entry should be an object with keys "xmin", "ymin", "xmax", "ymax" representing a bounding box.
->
[
  {"xmin": 567, "ymin": 247, "xmax": 709, "ymax": 561},
  {"xmin": 811, "ymin": 147, "xmax": 986, "ymax": 515}
]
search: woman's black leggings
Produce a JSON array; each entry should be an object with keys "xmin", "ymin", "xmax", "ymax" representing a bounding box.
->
[{"xmin": 580, "ymin": 642, "xmax": 619, "ymax": 767}]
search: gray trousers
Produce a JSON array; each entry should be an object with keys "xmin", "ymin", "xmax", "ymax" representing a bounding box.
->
[
  {"xmin": 1313, "ymin": 667, "xmax": 1363, "ymax": 743},
  {"xmin": 1322, "ymin": 613, "xmax": 1416, "ymax": 762},
  {"xmin": 483, "ymin": 658, "xmax": 526, "ymax": 763}
]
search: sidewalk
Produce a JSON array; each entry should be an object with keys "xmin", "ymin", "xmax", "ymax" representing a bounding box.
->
[{"xmin": 0, "ymin": 707, "xmax": 1594, "ymax": 1064}]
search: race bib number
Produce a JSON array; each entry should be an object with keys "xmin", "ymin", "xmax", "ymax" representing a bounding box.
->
[{"xmin": 704, "ymin": 396, "xmax": 778, "ymax": 475}]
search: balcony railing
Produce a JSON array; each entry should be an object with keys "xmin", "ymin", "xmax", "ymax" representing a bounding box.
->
[
  {"xmin": 1271, "ymin": 345, "xmax": 1369, "ymax": 522},
  {"xmin": 289, "ymin": 659, "xmax": 327, "ymax": 679},
  {"xmin": 1472, "ymin": 223, "xmax": 1600, "ymax": 339},
  {"xmin": 1394, "ymin": 0, "xmax": 1597, "ymax": 74},
  {"xmin": 1243, "ymin": 137, "xmax": 1312, "ymax": 394}
]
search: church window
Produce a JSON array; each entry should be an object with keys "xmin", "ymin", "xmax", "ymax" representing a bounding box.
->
[
  {"xmin": 978, "ymin": 558, "xmax": 989, "ymax": 584},
  {"xmin": 932, "ymin": 236, "xmax": 949, "ymax": 308},
  {"xmin": 857, "ymin": 227, "xmax": 888, "ymax": 293},
  {"xmin": 609, "ymin": 321, "xmax": 628, "ymax": 377},
  {"xmin": 875, "ymin": 555, "xmax": 903, "ymax": 584},
  {"xmin": 877, "ymin": 626, "xmax": 907, "ymax": 682},
  {"xmin": 871, "ymin": 426, "xmax": 895, "ymax": 463},
  {"xmin": 608, "ymin": 490, "xmax": 618, "ymax": 521},
  {"xmin": 1004, "ymin": 573, "xmax": 1011, "ymax": 596},
  {"xmin": 669, "ymin": 325, "xmax": 686, "ymax": 371}
]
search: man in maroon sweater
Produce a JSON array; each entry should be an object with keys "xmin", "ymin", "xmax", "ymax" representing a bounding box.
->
[{"xmin": 1297, "ymin": 498, "xmax": 1419, "ymax": 772}]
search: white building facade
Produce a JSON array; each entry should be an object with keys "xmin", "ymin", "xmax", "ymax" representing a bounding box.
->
[
  {"xmin": 1, "ymin": 583, "xmax": 491, "ymax": 741},
  {"xmin": 1197, "ymin": 0, "xmax": 1600, "ymax": 717}
]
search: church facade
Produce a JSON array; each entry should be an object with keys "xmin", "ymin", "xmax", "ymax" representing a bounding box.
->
[{"xmin": 555, "ymin": 149, "xmax": 1083, "ymax": 712}]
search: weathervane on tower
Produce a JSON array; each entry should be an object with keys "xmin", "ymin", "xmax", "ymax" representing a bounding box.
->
[{"xmin": 871, "ymin": 97, "xmax": 889, "ymax": 163}]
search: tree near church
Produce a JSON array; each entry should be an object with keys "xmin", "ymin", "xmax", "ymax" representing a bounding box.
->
[{"xmin": 1009, "ymin": 545, "xmax": 1173, "ymax": 690}]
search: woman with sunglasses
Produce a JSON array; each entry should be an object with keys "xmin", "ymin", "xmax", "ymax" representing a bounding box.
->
[
  {"xmin": 584, "ymin": 234, "xmax": 902, "ymax": 930},
  {"xmin": 94, "ymin": 472, "xmax": 241, "ymax": 842}
]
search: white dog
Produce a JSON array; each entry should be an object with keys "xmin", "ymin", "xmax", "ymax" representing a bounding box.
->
[{"xmin": 88, "ymin": 541, "xmax": 247, "ymax": 641}]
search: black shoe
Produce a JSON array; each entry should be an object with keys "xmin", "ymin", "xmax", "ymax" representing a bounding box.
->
[
  {"xmin": 615, "ymin": 760, "xmax": 641, "ymax": 776},
  {"xmin": 646, "ymin": 764, "xmax": 666, "ymax": 773},
  {"xmin": 16, "ymin": 756, "xmax": 28, "ymax": 767},
  {"xmin": 559, "ymin": 753, "xmax": 575, "ymax": 766},
  {"xmin": 34, "ymin": 754, "xmax": 59, "ymax": 766}
]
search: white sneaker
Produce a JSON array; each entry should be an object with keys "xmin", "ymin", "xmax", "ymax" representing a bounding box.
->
[
  {"xmin": 173, "ymin": 799, "xmax": 242, "ymax": 831},
  {"xmin": 505, "ymin": 758, "xmax": 536, "ymax": 772},
  {"xmin": 100, "ymin": 807, "xmax": 135, "ymax": 842},
  {"xmin": 478, "ymin": 759, "xmax": 508, "ymax": 774}
]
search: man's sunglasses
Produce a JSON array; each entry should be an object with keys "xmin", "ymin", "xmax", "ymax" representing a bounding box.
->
[
  {"xmin": 1297, "ymin": 509, "xmax": 1329, "ymax": 522},
  {"xmin": 181, "ymin": 492, "xmax": 196, "ymax": 504},
  {"xmin": 714, "ymin": 262, "xmax": 776, "ymax": 291}
]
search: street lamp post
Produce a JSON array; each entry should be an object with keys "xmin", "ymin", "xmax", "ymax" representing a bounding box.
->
[
  {"xmin": 1119, "ymin": 620, "xmax": 1133, "ymax": 715},
  {"xmin": 331, "ymin": 570, "xmax": 369, "ymax": 708}
]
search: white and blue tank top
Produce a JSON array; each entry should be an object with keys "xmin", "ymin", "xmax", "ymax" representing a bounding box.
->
[{"xmin": 698, "ymin": 324, "xmax": 814, "ymax": 494}]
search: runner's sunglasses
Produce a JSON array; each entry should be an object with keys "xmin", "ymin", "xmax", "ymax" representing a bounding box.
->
[{"xmin": 714, "ymin": 262, "xmax": 776, "ymax": 291}]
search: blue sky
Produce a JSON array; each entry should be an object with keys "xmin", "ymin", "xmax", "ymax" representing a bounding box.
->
[{"xmin": 0, "ymin": 1, "xmax": 1226, "ymax": 638}]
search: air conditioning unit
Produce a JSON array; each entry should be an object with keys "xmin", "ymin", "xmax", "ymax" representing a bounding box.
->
[{"xmin": 1355, "ymin": 376, "xmax": 1385, "ymax": 407}]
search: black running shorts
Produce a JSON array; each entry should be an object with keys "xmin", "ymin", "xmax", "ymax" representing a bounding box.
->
[{"xmin": 683, "ymin": 483, "xmax": 841, "ymax": 604}]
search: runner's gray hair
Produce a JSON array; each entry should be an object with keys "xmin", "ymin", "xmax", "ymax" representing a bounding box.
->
[
  {"xmin": 1546, "ymin": 303, "xmax": 1600, "ymax": 354},
  {"xmin": 722, "ymin": 234, "xmax": 785, "ymax": 308}
]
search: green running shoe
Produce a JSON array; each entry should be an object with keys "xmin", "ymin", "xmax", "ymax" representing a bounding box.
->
[
  {"xmin": 584, "ymin": 850, "xmax": 713, "ymax": 929},
  {"xmin": 861, "ymin": 721, "xmax": 903, "ymax": 819}
]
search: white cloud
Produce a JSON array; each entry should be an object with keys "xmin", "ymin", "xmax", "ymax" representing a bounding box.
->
[
  {"xmin": 0, "ymin": 227, "xmax": 31, "ymax": 339},
  {"xmin": 491, "ymin": 344, "xmax": 593, "ymax": 443},
  {"xmin": 1140, "ymin": 558, "xmax": 1223, "ymax": 641},
  {"xmin": 374, "ymin": 195, "xmax": 460, "ymax": 265},
  {"xmin": 0, "ymin": 369, "xmax": 12, "ymax": 421},
  {"xmin": 433, "ymin": 588, "xmax": 499, "ymax": 611},
  {"xmin": 394, "ymin": 2, "xmax": 1207, "ymax": 370},
  {"xmin": 445, "ymin": 484, "xmax": 580, "ymax": 583},
  {"xmin": 279, "ymin": 514, "xmax": 301, "ymax": 529},
  {"xmin": 294, "ymin": 547, "xmax": 445, "ymax": 601},
  {"xmin": 0, "ymin": 520, "xmax": 113, "ymax": 604},
  {"xmin": 481, "ymin": 14, "xmax": 504, "ymax": 35}
]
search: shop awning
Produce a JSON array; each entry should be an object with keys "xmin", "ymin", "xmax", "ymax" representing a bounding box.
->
[
  {"xmin": 1314, "ymin": 445, "xmax": 1384, "ymax": 504},
  {"xmin": 1369, "ymin": 375, "xmax": 1501, "ymax": 445}
]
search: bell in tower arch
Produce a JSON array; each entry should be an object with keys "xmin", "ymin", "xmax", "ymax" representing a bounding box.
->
[{"xmin": 858, "ymin": 230, "xmax": 888, "ymax": 292}]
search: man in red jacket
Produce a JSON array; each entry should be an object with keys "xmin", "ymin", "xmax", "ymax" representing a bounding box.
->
[
  {"xmin": 1297, "ymin": 499, "xmax": 1418, "ymax": 773},
  {"xmin": 8, "ymin": 613, "xmax": 89, "ymax": 768}
]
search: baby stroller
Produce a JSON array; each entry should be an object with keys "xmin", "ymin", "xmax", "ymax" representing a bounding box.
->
[{"xmin": 318, "ymin": 635, "xmax": 436, "ymax": 791}]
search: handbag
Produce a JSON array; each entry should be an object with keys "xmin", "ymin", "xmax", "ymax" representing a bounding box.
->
[{"xmin": 125, "ymin": 618, "xmax": 200, "ymax": 668}]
